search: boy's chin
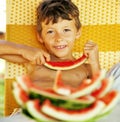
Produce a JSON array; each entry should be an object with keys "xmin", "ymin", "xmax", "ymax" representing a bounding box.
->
[{"xmin": 50, "ymin": 54, "xmax": 73, "ymax": 61}]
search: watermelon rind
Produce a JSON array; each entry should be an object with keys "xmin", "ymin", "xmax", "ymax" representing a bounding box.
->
[
  {"xmin": 15, "ymin": 75, "xmax": 31, "ymax": 92},
  {"xmin": 91, "ymin": 91, "xmax": 120, "ymax": 121},
  {"xmin": 41, "ymin": 100, "xmax": 105, "ymax": 122},
  {"xmin": 98, "ymin": 76, "xmax": 114, "ymax": 98},
  {"xmin": 53, "ymin": 70, "xmax": 72, "ymax": 96},
  {"xmin": 65, "ymin": 91, "xmax": 120, "ymax": 122},
  {"xmin": 29, "ymin": 88, "xmax": 95, "ymax": 110},
  {"xmin": 69, "ymin": 70, "xmax": 106, "ymax": 98},
  {"xmin": 44, "ymin": 55, "xmax": 87, "ymax": 70},
  {"xmin": 92, "ymin": 76, "xmax": 114, "ymax": 98},
  {"xmin": 100, "ymin": 91, "xmax": 120, "ymax": 115},
  {"xmin": 12, "ymin": 82, "xmax": 28, "ymax": 106},
  {"xmin": 26, "ymin": 100, "xmax": 56, "ymax": 122}
]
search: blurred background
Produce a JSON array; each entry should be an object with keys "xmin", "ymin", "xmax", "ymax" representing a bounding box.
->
[{"xmin": 0, "ymin": 0, "xmax": 6, "ymax": 117}]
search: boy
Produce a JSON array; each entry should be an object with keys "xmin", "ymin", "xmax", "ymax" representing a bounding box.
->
[{"xmin": 0, "ymin": 0, "xmax": 100, "ymax": 89}]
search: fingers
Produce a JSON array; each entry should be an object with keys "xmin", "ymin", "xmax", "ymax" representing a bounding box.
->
[
  {"xmin": 83, "ymin": 40, "xmax": 98, "ymax": 57},
  {"xmin": 43, "ymin": 51, "xmax": 50, "ymax": 62},
  {"xmin": 30, "ymin": 51, "xmax": 50, "ymax": 65},
  {"xmin": 84, "ymin": 41, "xmax": 98, "ymax": 51},
  {"xmin": 84, "ymin": 41, "xmax": 97, "ymax": 49}
]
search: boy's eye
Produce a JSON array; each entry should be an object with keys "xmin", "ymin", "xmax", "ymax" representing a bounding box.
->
[
  {"xmin": 64, "ymin": 29, "xmax": 71, "ymax": 32},
  {"xmin": 47, "ymin": 30, "xmax": 54, "ymax": 34}
]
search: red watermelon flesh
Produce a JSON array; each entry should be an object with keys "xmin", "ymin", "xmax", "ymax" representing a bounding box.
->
[
  {"xmin": 41, "ymin": 99, "xmax": 105, "ymax": 121},
  {"xmin": 26, "ymin": 99, "xmax": 56, "ymax": 122},
  {"xmin": 91, "ymin": 76, "xmax": 114, "ymax": 98},
  {"xmin": 16, "ymin": 75, "xmax": 43, "ymax": 92},
  {"xmin": 44, "ymin": 54, "xmax": 87, "ymax": 70},
  {"xmin": 53, "ymin": 70, "xmax": 75, "ymax": 95},
  {"xmin": 100, "ymin": 90, "xmax": 119, "ymax": 104},
  {"xmin": 12, "ymin": 82, "xmax": 29, "ymax": 106},
  {"xmin": 53, "ymin": 70, "xmax": 106, "ymax": 98},
  {"xmin": 99, "ymin": 90, "xmax": 120, "ymax": 115}
]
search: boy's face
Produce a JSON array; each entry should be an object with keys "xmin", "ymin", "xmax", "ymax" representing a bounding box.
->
[{"xmin": 39, "ymin": 18, "xmax": 80, "ymax": 60}]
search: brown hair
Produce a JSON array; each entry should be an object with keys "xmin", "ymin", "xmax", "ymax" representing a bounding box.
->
[{"xmin": 37, "ymin": 0, "xmax": 81, "ymax": 35}]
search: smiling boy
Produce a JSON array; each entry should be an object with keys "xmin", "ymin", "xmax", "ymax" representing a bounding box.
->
[{"xmin": 0, "ymin": 0, "xmax": 100, "ymax": 88}]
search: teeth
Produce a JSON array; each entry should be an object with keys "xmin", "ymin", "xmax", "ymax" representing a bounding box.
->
[{"xmin": 55, "ymin": 45, "xmax": 66, "ymax": 49}]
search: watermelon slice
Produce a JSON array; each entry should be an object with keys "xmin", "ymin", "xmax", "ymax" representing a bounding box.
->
[
  {"xmin": 69, "ymin": 70, "xmax": 106, "ymax": 98},
  {"xmin": 12, "ymin": 71, "xmax": 120, "ymax": 122},
  {"xmin": 91, "ymin": 90, "xmax": 120, "ymax": 121},
  {"xmin": 15, "ymin": 74, "xmax": 95, "ymax": 110},
  {"xmin": 44, "ymin": 54, "xmax": 87, "ymax": 70},
  {"xmin": 91, "ymin": 76, "xmax": 114, "ymax": 98},
  {"xmin": 41, "ymin": 99, "xmax": 105, "ymax": 121},
  {"xmin": 15, "ymin": 75, "xmax": 42, "ymax": 92},
  {"xmin": 12, "ymin": 82, "xmax": 29, "ymax": 106},
  {"xmin": 26, "ymin": 99, "xmax": 56, "ymax": 122},
  {"xmin": 53, "ymin": 70, "xmax": 106, "ymax": 98},
  {"xmin": 53, "ymin": 70, "xmax": 74, "ymax": 95},
  {"xmin": 99, "ymin": 90, "xmax": 120, "ymax": 115},
  {"xmin": 29, "ymin": 87, "xmax": 95, "ymax": 110}
]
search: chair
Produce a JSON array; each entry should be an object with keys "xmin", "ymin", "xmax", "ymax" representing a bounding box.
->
[{"xmin": 4, "ymin": 0, "xmax": 120, "ymax": 116}]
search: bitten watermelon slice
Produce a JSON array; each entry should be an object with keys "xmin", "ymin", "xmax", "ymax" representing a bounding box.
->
[
  {"xmin": 29, "ymin": 87, "xmax": 95, "ymax": 110},
  {"xmin": 53, "ymin": 70, "xmax": 74, "ymax": 95},
  {"xmin": 12, "ymin": 82, "xmax": 29, "ymax": 106},
  {"xmin": 41, "ymin": 99, "xmax": 105, "ymax": 122},
  {"xmin": 26, "ymin": 99, "xmax": 56, "ymax": 122},
  {"xmin": 91, "ymin": 76, "xmax": 114, "ymax": 98},
  {"xmin": 99, "ymin": 90, "xmax": 120, "ymax": 115},
  {"xmin": 44, "ymin": 54, "xmax": 87, "ymax": 70},
  {"xmin": 53, "ymin": 70, "xmax": 106, "ymax": 98},
  {"xmin": 15, "ymin": 74, "xmax": 95, "ymax": 110},
  {"xmin": 12, "ymin": 71, "xmax": 120, "ymax": 122},
  {"xmin": 16, "ymin": 75, "xmax": 42, "ymax": 92},
  {"xmin": 69, "ymin": 70, "xmax": 106, "ymax": 98},
  {"xmin": 92, "ymin": 90, "xmax": 120, "ymax": 121}
]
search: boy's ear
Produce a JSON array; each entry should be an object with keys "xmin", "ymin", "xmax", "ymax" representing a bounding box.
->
[
  {"xmin": 37, "ymin": 32, "xmax": 44, "ymax": 43},
  {"xmin": 76, "ymin": 28, "xmax": 81, "ymax": 39}
]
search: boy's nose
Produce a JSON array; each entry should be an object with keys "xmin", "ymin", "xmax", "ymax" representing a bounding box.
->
[
  {"xmin": 55, "ymin": 32, "xmax": 63, "ymax": 42},
  {"xmin": 56, "ymin": 38, "xmax": 63, "ymax": 42}
]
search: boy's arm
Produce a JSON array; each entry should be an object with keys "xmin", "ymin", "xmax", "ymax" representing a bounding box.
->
[
  {"xmin": 0, "ymin": 40, "xmax": 28, "ymax": 63},
  {"xmin": 0, "ymin": 55, "xmax": 28, "ymax": 63},
  {"xmin": 0, "ymin": 40, "xmax": 23, "ymax": 55},
  {"xmin": 0, "ymin": 40, "xmax": 50, "ymax": 64},
  {"xmin": 84, "ymin": 41, "xmax": 100, "ymax": 75}
]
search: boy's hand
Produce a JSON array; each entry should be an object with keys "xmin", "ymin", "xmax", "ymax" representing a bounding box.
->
[
  {"xmin": 83, "ymin": 41, "xmax": 100, "ymax": 74},
  {"xmin": 20, "ymin": 47, "xmax": 50, "ymax": 65},
  {"xmin": 84, "ymin": 41, "xmax": 99, "ymax": 64}
]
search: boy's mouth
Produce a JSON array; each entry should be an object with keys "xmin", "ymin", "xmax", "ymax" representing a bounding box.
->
[{"xmin": 53, "ymin": 45, "xmax": 67, "ymax": 49}]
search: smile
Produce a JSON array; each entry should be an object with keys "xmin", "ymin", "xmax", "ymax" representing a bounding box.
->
[{"xmin": 54, "ymin": 45, "xmax": 67, "ymax": 49}]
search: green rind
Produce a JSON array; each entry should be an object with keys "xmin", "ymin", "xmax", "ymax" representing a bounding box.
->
[
  {"xmin": 29, "ymin": 88, "xmax": 94, "ymax": 110},
  {"xmin": 22, "ymin": 108, "xmax": 34, "ymax": 119},
  {"xmin": 41, "ymin": 100, "xmax": 105, "ymax": 122},
  {"xmin": 25, "ymin": 100, "xmax": 55, "ymax": 122}
]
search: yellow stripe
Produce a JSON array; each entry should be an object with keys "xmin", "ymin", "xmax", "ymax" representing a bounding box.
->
[
  {"xmin": 73, "ymin": 24, "xmax": 120, "ymax": 52},
  {"xmin": 6, "ymin": 24, "xmax": 120, "ymax": 51}
]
